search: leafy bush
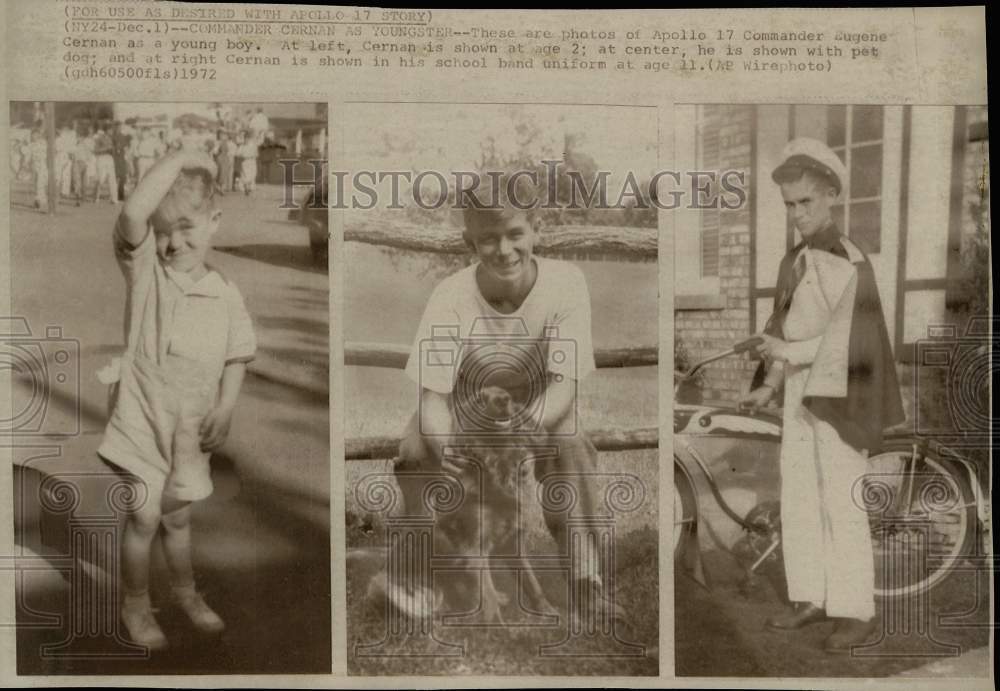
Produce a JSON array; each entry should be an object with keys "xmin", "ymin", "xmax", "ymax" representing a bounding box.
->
[
  {"xmin": 961, "ymin": 167, "xmax": 990, "ymax": 318},
  {"xmin": 674, "ymin": 336, "xmax": 704, "ymax": 404}
]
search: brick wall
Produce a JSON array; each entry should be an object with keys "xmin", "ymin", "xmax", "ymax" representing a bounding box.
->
[
  {"xmin": 676, "ymin": 105, "xmax": 989, "ymax": 410},
  {"xmin": 674, "ymin": 105, "xmax": 756, "ymax": 402}
]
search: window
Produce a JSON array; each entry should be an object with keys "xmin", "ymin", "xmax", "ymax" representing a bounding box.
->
[
  {"xmin": 827, "ymin": 105, "xmax": 884, "ymax": 254},
  {"xmin": 674, "ymin": 105, "xmax": 723, "ymax": 305},
  {"xmin": 697, "ymin": 106, "xmax": 721, "ymax": 278}
]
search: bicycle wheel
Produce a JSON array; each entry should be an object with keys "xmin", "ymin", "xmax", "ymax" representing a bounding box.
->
[
  {"xmin": 864, "ymin": 441, "xmax": 976, "ymax": 599},
  {"xmin": 674, "ymin": 463, "xmax": 697, "ymax": 562}
]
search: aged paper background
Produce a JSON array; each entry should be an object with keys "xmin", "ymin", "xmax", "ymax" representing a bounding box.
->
[{"xmin": 0, "ymin": 3, "xmax": 989, "ymax": 688}]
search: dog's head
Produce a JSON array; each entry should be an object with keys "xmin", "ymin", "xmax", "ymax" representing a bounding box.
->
[{"xmin": 474, "ymin": 384, "xmax": 523, "ymax": 430}]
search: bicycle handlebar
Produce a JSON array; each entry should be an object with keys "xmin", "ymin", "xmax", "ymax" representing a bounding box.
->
[
  {"xmin": 732, "ymin": 336, "xmax": 764, "ymax": 354},
  {"xmin": 675, "ymin": 336, "xmax": 765, "ymax": 390}
]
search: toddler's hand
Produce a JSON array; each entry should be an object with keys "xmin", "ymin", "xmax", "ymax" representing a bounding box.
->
[{"xmin": 199, "ymin": 405, "xmax": 233, "ymax": 452}]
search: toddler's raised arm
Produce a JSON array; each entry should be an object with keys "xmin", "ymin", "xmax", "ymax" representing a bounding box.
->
[{"xmin": 116, "ymin": 149, "xmax": 217, "ymax": 247}]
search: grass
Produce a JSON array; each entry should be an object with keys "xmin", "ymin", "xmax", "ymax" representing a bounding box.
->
[
  {"xmin": 346, "ymin": 523, "xmax": 659, "ymax": 676},
  {"xmin": 345, "ymin": 447, "xmax": 659, "ymax": 676},
  {"xmin": 342, "ymin": 340, "xmax": 660, "ymax": 675},
  {"xmin": 343, "ymin": 359, "xmax": 659, "ymax": 676}
]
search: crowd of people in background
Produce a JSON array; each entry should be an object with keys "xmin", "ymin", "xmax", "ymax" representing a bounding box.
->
[{"xmin": 11, "ymin": 107, "xmax": 277, "ymax": 210}]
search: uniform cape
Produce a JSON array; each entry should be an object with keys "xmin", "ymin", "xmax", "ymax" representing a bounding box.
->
[{"xmin": 754, "ymin": 224, "xmax": 905, "ymax": 453}]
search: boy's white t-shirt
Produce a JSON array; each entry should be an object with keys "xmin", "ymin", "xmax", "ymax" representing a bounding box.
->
[{"xmin": 404, "ymin": 256, "xmax": 596, "ymax": 395}]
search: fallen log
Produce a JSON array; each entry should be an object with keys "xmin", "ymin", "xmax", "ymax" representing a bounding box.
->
[
  {"xmin": 346, "ymin": 217, "xmax": 657, "ymax": 260},
  {"xmin": 346, "ymin": 425, "xmax": 658, "ymax": 460},
  {"xmin": 345, "ymin": 342, "xmax": 657, "ymax": 369}
]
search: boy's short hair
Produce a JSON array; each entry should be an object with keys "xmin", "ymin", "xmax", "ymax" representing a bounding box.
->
[
  {"xmin": 460, "ymin": 171, "xmax": 540, "ymax": 243},
  {"xmin": 152, "ymin": 168, "xmax": 218, "ymax": 226}
]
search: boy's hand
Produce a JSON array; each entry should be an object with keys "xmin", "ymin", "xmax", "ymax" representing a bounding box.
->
[
  {"xmin": 119, "ymin": 149, "xmax": 219, "ymax": 247},
  {"xmin": 199, "ymin": 405, "xmax": 234, "ymax": 452},
  {"xmin": 739, "ymin": 386, "xmax": 775, "ymax": 413},
  {"xmin": 754, "ymin": 333, "xmax": 790, "ymax": 362}
]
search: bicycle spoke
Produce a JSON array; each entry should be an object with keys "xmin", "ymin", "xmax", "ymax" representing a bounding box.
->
[{"xmin": 867, "ymin": 446, "xmax": 973, "ymax": 597}]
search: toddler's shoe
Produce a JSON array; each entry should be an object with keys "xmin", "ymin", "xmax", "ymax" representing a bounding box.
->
[
  {"xmin": 171, "ymin": 584, "xmax": 225, "ymax": 634},
  {"xmin": 121, "ymin": 591, "xmax": 168, "ymax": 651}
]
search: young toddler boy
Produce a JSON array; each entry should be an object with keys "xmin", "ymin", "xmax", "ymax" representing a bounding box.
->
[{"xmin": 97, "ymin": 148, "xmax": 256, "ymax": 650}]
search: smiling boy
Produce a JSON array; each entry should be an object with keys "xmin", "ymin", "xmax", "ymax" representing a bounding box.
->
[
  {"xmin": 98, "ymin": 149, "xmax": 255, "ymax": 649},
  {"xmin": 392, "ymin": 172, "xmax": 619, "ymax": 621}
]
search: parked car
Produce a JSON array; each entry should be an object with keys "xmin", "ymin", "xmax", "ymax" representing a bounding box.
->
[{"xmin": 296, "ymin": 171, "xmax": 328, "ymax": 265}]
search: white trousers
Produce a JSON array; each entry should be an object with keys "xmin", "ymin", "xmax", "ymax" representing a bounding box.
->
[
  {"xmin": 95, "ymin": 154, "xmax": 118, "ymax": 202},
  {"xmin": 33, "ymin": 166, "xmax": 48, "ymax": 206},
  {"xmin": 240, "ymin": 158, "xmax": 257, "ymax": 191},
  {"xmin": 780, "ymin": 362, "xmax": 875, "ymax": 620},
  {"xmin": 56, "ymin": 153, "xmax": 72, "ymax": 196}
]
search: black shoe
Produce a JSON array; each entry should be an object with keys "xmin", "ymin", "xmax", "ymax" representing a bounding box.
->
[
  {"xmin": 824, "ymin": 617, "xmax": 876, "ymax": 653},
  {"xmin": 765, "ymin": 602, "xmax": 828, "ymax": 631}
]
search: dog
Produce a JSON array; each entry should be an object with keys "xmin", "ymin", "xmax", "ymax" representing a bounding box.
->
[
  {"xmin": 433, "ymin": 384, "xmax": 556, "ymax": 623},
  {"xmin": 367, "ymin": 384, "xmax": 556, "ymax": 624}
]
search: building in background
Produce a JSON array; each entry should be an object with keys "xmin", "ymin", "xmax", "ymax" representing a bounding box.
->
[
  {"xmin": 252, "ymin": 102, "xmax": 326, "ymax": 183},
  {"xmin": 675, "ymin": 104, "xmax": 989, "ymax": 404}
]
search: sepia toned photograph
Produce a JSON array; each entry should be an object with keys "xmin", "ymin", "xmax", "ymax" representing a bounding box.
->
[
  {"xmin": 0, "ymin": 4, "xmax": 991, "ymax": 690},
  {"xmin": 672, "ymin": 104, "xmax": 991, "ymax": 677},
  {"xmin": 342, "ymin": 102, "xmax": 660, "ymax": 675},
  {"xmin": 7, "ymin": 101, "xmax": 331, "ymax": 674}
]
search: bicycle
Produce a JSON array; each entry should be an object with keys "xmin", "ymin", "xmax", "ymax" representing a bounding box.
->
[{"xmin": 673, "ymin": 337, "xmax": 988, "ymax": 600}]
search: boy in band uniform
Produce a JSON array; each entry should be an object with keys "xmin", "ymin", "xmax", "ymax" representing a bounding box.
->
[{"xmin": 742, "ymin": 138, "xmax": 904, "ymax": 653}]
